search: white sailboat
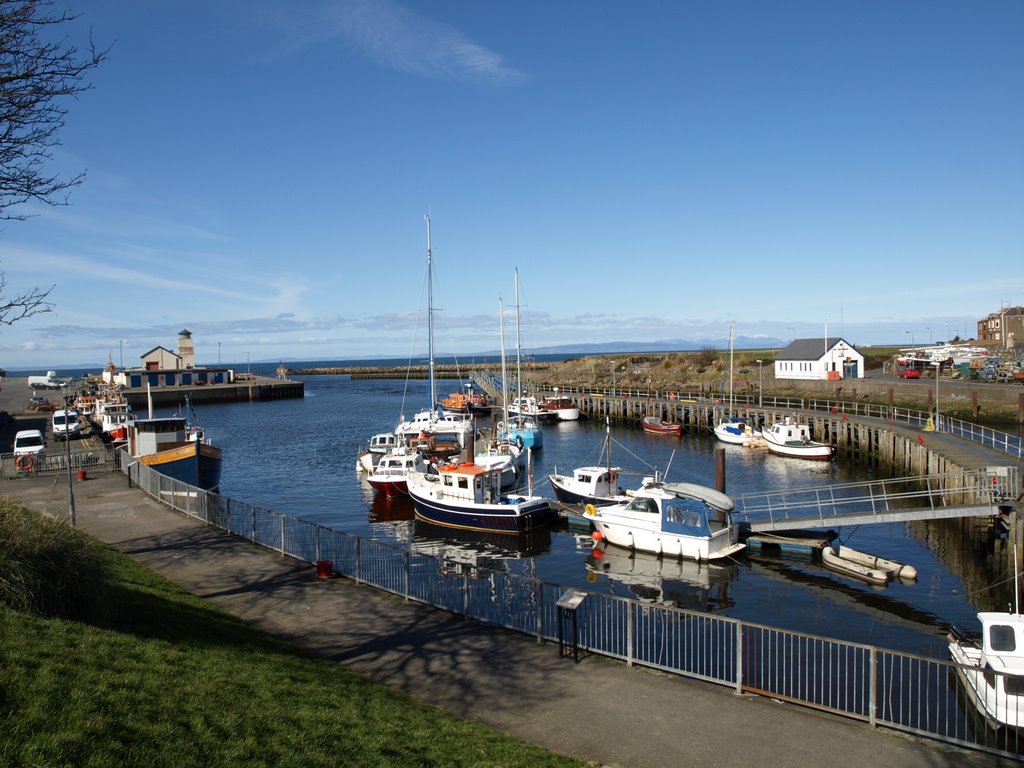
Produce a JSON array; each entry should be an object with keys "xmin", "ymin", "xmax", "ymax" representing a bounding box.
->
[
  {"xmin": 714, "ymin": 321, "xmax": 762, "ymax": 446},
  {"xmin": 499, "ymin": 268, "xmax": 543, "ymax": 450}
]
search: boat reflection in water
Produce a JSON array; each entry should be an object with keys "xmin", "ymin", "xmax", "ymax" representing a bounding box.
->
[
  {"xmin": 585, "ymin": 541, "xmax": 737, "ymax": 611},
  {"xmin": 411, "ymin": 519, "xmax": 552, "ymax": 573},
  {"xmin": 369, "ymin": 491, "xmax": 416, "ymax": 524}
]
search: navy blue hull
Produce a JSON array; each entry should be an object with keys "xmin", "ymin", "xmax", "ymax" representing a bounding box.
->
[{"xmin": 410, "ymin": 495, "xmax": 556, "ymax": 534}]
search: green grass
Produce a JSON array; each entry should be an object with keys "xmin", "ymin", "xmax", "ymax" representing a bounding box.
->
[{"xmin": 0, "ymin": 503, "xmax": 587, "ymax": 768}]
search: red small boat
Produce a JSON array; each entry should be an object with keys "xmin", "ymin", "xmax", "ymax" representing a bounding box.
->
[{"xmin": 642, "ymin": 415, "xmax": 682, "ymax": 436}]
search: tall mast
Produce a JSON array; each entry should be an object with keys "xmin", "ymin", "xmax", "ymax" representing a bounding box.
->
[
  {"xmin": 426, "ymin": 214, "xmax": 436, "ymax": 419},
  {"xmin": 499, "ymin": 298, "xmax": 509, "ymax": 424},
  {"xmin": 728, "ymin": 321, "xmax": 735, "ymax": 410},
  {"xmin": 514, "ymin": 267, "xmax": 522, "ymax": 404}
]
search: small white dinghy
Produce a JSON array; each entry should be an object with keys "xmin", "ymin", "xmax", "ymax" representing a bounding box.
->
[
  {"xmin": 821, "ymin": 546, "xmax": 890, "ymax": 586},
  {"xmin": 837, "ymin": 545, "xmax": 918, "ymax": 581}
]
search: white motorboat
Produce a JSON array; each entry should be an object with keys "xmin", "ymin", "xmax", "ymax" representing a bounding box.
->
[
  {"xmin": 548, "ymin": 419, "xmax": 626, "ymax": 506},
  {"xmin": 762, "ymin": 417, "xmax": 833, "ymax": 461},
  {"xmin": 542, "ymin": 393, "xmax": 580, "ymax": 421},
  {"xmin": 473, "ymin": 435, "xmax": 524, "ymax": 490},
  {"xmin": 509, "ymin": 395, "xmax": 558, "ymax": 423},
  {"xmin": 714, "ymin": 323, "xmax": 762, "ymax": 446},
  {"xmin": 713, "ymin": 417, "xmax": 763, "ymax": 446},
  {"xmin": 584, "ymin": 481, "xmax": 745, "ymax": 561},
  {"xmin": 367, "ymin": 446, "xmax": 431, "ymax": 498},
  {"xmin": 407, "ymin": 461, "xmax": 557, "ymax": 533},
  {"xmin": 357, "ymin": 432, "xmax": 398, "ymax": 473},
  {"xmin": 948, "ymin": 612, "xmax": 1024, "ymax": 729}
]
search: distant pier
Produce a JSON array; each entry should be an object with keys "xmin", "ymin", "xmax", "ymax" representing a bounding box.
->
[{"xmin": 121, "ymin": 375, "xmax": 304, "ymax": 409}]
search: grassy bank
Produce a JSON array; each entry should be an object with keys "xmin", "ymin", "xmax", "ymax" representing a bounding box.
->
[{"xmin": 0, "ymin": 501, "xmax": 585, "ymax": 768}]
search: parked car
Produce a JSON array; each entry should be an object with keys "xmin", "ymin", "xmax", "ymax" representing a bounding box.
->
[
  {"xmin": 13, "ymin": 429, "xmax": 46, "ymax": 457},
  {"xmin": 51, "ymin": 409, "xmax": 82, "ymax": 440},
  {"xmin": 27, "ymin": 396, "xmax": 57, "ymax": 412},
  {"xmin": 897, "ymin": 368, "xmax": 921, "ymax": 378}
]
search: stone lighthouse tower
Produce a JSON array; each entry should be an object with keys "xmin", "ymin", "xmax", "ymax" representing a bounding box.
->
[{"xmin": 178, "ymin": 329, "xmax": 196, "ymax": 369}]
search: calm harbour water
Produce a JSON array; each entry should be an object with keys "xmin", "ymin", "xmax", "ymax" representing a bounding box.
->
[{"xmin": 150, "ymin": 370, "xmax": 1006, "ymax": 659}]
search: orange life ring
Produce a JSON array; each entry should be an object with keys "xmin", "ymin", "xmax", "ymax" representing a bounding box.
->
[{"xmin": 15, "ymin": 455, "xmax": 34, "ymax": 471}]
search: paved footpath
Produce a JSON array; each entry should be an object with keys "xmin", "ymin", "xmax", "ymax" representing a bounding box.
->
[{"xmin": 1, "ymin": 470, "xmax": 1016, "ymax": 768}]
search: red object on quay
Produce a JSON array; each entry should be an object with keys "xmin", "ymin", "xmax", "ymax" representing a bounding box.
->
[
  {"xmin": 76, "ymin": 470, "xmax": 87, "ymax": 481},
  {"xmin": 315, "ymin": 560, "xmax": 333, "ymax": 579}
]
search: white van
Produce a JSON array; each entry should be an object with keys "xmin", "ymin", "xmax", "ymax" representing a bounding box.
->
[
  {"xmin": 13, "ymin": 429, "xmax": 46, "ymax": 456},
  {"xmin": 52, "ymin": 409, "xmax": 81, "ymax": 440}
]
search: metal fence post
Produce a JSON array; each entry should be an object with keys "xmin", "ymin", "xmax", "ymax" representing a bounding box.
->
[
  {"xmin": 279, "ymin": 514, "xmax": 286, "ymax": 556},
  {"xmin": 355, "ymin": 537, "xmax": 361, "ymax": 585},
  {"xmin": 315, "ymin": 524, "xmax": 321, "ymax": 563},
  {"xmin": 250, "ymin": 508, "xmax": 256, "ymax": 543},
  {"xmin": 404, "ymin": 550, "xmax": 410, "ymax": 600},
  {"xmin": 735, "ymin": 621, "xmax": 744, "ymax": 695},
  {"xmin": 869, "ymin": 647, "xmax": 877, "ymax": 728},
  {"xmin": 627, "ymin": 602, "xmax": 633, "ymax": 667}
]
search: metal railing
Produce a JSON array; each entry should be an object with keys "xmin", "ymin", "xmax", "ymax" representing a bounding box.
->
[
  {"xmin": 522, "ymin": 381, "xmax": 1024, "ymax": 461},
  {"xmin": 120, "ymin": 454, "xmax": 1022, "ymax": 761},
  {"xmin": 1, "ymin": 445, "xmax": 119, "ymax": 480}
]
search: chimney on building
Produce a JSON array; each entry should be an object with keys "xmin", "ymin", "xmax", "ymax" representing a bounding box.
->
[{"xmin": 178, "ymin": 329, "xmax": 195, "ymax": 369}]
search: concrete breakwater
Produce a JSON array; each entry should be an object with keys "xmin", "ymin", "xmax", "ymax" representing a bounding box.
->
[{"xmin": 286, "ymin": 363, "xmax": 551, "ymax": 379}]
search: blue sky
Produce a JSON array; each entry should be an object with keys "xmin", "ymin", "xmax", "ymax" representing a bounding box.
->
[{"xmin": 2, "ymin": 0, "xmax": 1021, "ymax": 370}]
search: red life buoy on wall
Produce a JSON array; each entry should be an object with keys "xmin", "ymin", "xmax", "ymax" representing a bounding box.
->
[{"xmin": 15, "ymin": 455, "xmax": 34, "ymax": 471}]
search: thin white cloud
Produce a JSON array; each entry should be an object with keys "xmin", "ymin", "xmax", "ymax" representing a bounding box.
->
[{"xmin": 309, "ymin": 0, "xmax": 527, "ymax": 84}]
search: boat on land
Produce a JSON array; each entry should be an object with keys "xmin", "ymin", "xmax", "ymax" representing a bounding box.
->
[
  {"xmin": 127, "ymin": 412, "xmax": 222, "ymax": 491},
  {"xmin": 820, "ymin": 546, "xmax": 890, "ymax": 586},
  {"xmin": 641, "ymin": 415, "xmax": 682, "ymax": 436},
  {"xmin": 948, "ymin": 612, "xmax": 1024, "ymax": 729},
  {"xmin": 367, "ymin": 446, "xmax": 431, "ymax": 498},
  {"xmin": 406, "ymin": 461, "xmax": 557, "ymax": 533},
  {"xmin": 762, "ymin": 416, "xmax": 833, "ymax": 460},
  {"xmin": 583, "ymin": 480, "xmax": 745, "ymax": 561}
]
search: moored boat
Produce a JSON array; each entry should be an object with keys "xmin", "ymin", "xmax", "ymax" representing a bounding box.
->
[
  {"xmin": 549, "ymin": 465, "xmax": 625, "ymax": 506},
  {"xmin": 948, "ymin": 612, "xmax": 1024, "ymax": 729},
  {"xmin": 542, "ymin": 394, "xmax": 580, "ymax": 421},
  {"xmin": 837, "ymin": 545, "xmax": 917, "ymax": 581},
  {"xmin": 762, "ymin": 417, "xmax": 833, "ymax": 460},
  {"xmin": 367, "ymin": 446, "xmax": 431, "ymax": 498},
  {"xmin": 584, "ymin": 481, "xmax": 745, "ymax": 561},
  {"xmin": 407, "ymin": 461, "xmax": 557, "ymax": 533},
  {"xmin": 641, "ymin": 415, "xmax": 682, "ymax": 436},
  {"xmin": 357, "ymin": 432, "xmax": 398, "ymax": 473},
  {"xmin": 820, "ymin": 545, "xmax": 889, "ymax": 586},
  {"xmin": 713, "ymin": 416, "xmax": 763, "ymax": 446},
  {"xmin": 127, "ymin": 415, "xmax": 222, "ymax": 491}
]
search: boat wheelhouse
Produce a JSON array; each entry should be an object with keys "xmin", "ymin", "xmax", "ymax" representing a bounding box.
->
[{"xmin": 949, "ymin": 612, "xmax": 1024, "ymax": 729}]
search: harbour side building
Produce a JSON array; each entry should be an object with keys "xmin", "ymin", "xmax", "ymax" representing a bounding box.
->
[{"xmin": 774, "ymin": 337, "xmax": 864, "ymax": 381}]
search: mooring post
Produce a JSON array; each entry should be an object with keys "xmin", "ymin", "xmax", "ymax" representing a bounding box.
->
[{"xmin": 715, "ymin": 447, "xmax": 726, "ymax": 494}]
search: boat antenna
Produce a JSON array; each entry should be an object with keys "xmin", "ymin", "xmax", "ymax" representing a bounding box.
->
[
  {"xmin": 663, "ymin": 449, "xmax": 676, "ymax": 481},
  {"xmin": 728, "ymin": 320, "xmax": 734, "ymax": 415},
  {"xmin": 514, "ymin": 266, "xmax": 523, "ymax": 412}
]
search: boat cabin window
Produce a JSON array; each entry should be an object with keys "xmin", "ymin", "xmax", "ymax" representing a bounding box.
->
[
  {"xmin": 577, "ymin": 473, "xmax": 592, "ymax": 484},
  {"xmin": 990, "ymin": 624, "xmax": 1017, "ymax": 652},
  {"xmin": 626, "ymin": 497, "xmax": 658, "ymax": 515},
  {"xmin": 443, "ymin": 475, "xmax": 454, "ymax": 487},
  {"xmin": 457, "ymin": 476, "xmax": 469, "ymax": 490},
  {"xmin": 1005, "ymin": 675, "xmax": 1024, "ymax": 696},
  {"xmin": 661, "ymin": 498, "xmax": 711, "ymax": 537}
]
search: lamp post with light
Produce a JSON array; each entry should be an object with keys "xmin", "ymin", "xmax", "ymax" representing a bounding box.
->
[{"xmin": 119, "ymin": 339, "xmax": 127, "ymax": 369}]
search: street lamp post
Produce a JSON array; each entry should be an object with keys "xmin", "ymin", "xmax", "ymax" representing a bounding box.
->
[
  {"xmin": 934, "ymin": 360, "xmax": 941, "ymax": 430},
  {"xmin": 905, "ymin": 330, "xmax": 914, "ymax": 346},
  {"xmin": 119, "ymin": 339, "xmax": 127, "ymax": 369},
  {"xmin": 756, "ymin": 359, "xmax": 764, "ymax": 407},
  {"xmin": 64, "ymin": 393, "xmax": 76, "ymax": 528}
]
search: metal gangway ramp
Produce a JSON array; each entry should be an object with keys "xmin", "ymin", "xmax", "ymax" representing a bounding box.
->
[{"xmin": 731, "ymin": 466, "xmax": 1019, "ymax": 532}]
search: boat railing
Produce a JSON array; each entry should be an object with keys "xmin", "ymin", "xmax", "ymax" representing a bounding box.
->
[{"xmin": 120, "ymin": 454, "xmax": 1024, "ymax": 761}]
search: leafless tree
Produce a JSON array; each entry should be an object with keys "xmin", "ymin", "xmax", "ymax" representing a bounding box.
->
[{"xmin": 1, "ymin": 0, "xmax": 108, "ymax": 321}]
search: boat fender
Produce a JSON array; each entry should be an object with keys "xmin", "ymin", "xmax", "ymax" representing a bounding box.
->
[
  {"xmin": 515, "ymin": 436, "xmax": 524, "ymax": 449},
  {"xmin": 584, "ymin": 503, "xmax": 598, "ymax": 517},
  {"xmin": 15, "ymin": 455, "xmax": 34, "ymax": 471},
  {"xmin": 496, "ymin": 421, "xmax": 505, "ymax": 431}
]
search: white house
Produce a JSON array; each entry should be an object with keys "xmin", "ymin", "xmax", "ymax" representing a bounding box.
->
[{"xmin": 774, "ymin": 338, "xmax": 864, "ymax": 381}]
